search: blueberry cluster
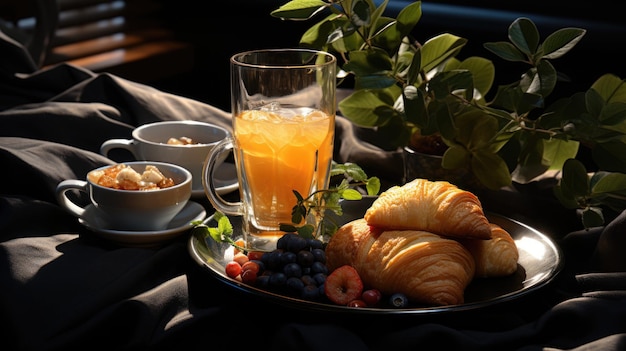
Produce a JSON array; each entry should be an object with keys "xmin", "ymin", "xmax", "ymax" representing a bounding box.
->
[{"xmin": 254, "ymin": 233, "xmax": 329, "ymax": 301}]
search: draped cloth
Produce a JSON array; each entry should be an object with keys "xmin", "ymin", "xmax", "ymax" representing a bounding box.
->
[{"xmin": 2, "ymin": 31, "xmax": 625, "ymax": 351}]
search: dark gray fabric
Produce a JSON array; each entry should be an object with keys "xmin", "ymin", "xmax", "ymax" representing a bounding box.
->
[{"xmin": 1, "ymin": 33, "xmax": 625, "ymax": 351}]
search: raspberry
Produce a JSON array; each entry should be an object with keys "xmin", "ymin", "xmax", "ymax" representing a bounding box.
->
[{"xmin": 324, "ymin": 265, "xmax": 363, "ymax": 305}]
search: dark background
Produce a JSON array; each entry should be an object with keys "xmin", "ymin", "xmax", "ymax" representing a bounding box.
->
[{"xmin": 152, "ymin": 0, "xmax": 626, "ymax": 111}]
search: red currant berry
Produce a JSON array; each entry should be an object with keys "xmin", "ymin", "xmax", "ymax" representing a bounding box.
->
[
  {"xmin": 233, "ymin": 239, "xmax": 246, "ymax": 254},
  {"xmin": 241, "ymin": 261, "xmax": 260, "ymax": 275},
  {"xmin": 225, "ymin": 261, "xmax": 242, "ymax": 279},
  {"xmin": 347, "ymin": 299, "xmax": 367, "ymax": 308},
  {"xmin": 361, "ymin": 289, "xmax": 382, "ymax": 306},
  {"xmin": 241, "ymin": 269, "xmax": 257, "ymax": 284},
  {"xmin": 233, "ymin": 252, "xmax": 249, "ymax": 266},
  {"xmin": 247, "ymin": 251, "xmax": 265, "ymax": 261}
]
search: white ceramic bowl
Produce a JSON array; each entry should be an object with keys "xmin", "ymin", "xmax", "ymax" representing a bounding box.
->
[{"xmin": 56, "ymin": 161, "xmax": 192, "ymax": 231}]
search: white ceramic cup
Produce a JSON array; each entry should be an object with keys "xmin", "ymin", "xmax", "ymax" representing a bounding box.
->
[
  {"xmin": 100, "ymin": 120, "xmax": 230, "ymax": 192},
  {"xmin": 56, "ymin": 161, "xmax": 192, "ymax": 231}
]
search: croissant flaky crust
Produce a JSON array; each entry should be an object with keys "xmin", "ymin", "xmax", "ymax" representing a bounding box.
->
[
  {"xmin": 460, "ymin": 223, "xmax": 519, "ymax": 278},
  {"xmin": 326, "ymin": 218, "xmax": 476, "ymax": 306},
  {"xmin": 364, "ymin": 178, "xmax": 492, "ymax": 240}
]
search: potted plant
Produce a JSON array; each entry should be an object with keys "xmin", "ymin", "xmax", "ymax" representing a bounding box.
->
[{"xmin": 271, "ymin": 0, "xmax": 626, "ymax": 229}]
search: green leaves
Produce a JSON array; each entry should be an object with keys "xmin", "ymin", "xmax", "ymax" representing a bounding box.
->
[
  {"xmin": 554, "ymin": 158, "xmax": 589, "ymax": 205},
  {"xmin": 484, "ymin": 17, "xmax": 585, "ymax": 64},
  {"xmin": 441, "ymin": 107, "xmax": 514, "ymax": 190},
  {"xmin": 338, "ymin": 89, "xmax": 397, "ymax": 127},
  {"xmin": 419, "ymin": 34, "xmax": 467, "ymax": 73},
  {"xmin": 509, "ymin": 17, "xmax": 540, "ymax": 56},
  {"xmin": 351, "ymin": 0, "xmax": 372, "ymax": 26},
  {"xmin": 470, "ymin": 149, "xmax": 512, "ymax": 190},
  {"xmin": 191, "ymin": 211, "xmax": 243, "ymax": 252},
  {"xmin": 542, "ymin": 27, "xmax": 586, "ymax": 59},
  {"xmin": 342, "ymin": 48, "xmax": 395, "ymax": 87},
  {"xmin": 395, "ymin": 0, "xmax": 422, "ymax": 37},
  {"xmin": 332, "ymin": 162, "xmax": 381, "ymax": 196},
  {"xmin": 591, "ymin": 73, "xmax": 626, "ymax": 104},
  {"xmin": 557, "ymin": 160, "xmax": 626, "ymax": 228},
  {"xmin": 454, "ymin": 56, "xmax": 495, "ymax": 100},
  {"xmin": 273, "ymin": 1, "xmax": 626, "ymax": 229},
  {"xmin": 281, "ymin": 162, "xmax": 380, "ymax": 239},
  {"xmin": 270, "ymin": 0, "xmax": 328, "ymax": 20},
  {"xmin": 554, "ymin": 159, "xmax": 626, "ymax": 228},
  {"xmin": 483, "ymin": 42, "xmax": 526, "ymax": 62},
  {"xmin": 590, "ymin": 172, "xmax": 626, "ymax": 212}
]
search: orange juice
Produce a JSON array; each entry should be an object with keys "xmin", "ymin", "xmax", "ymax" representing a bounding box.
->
[{"xmin": 233, "ymin": 107, "xmax": 334, "ymax": 235}]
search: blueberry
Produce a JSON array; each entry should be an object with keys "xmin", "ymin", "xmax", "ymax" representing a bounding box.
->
[
  {"xmin": 310, "ymin": 261, "xmax": 328, "ymax": 275},
  {"xmin": 301, "ymin": 284, "xmax": 320, "ymax": 301},
  {"xmin": 311, "ymin": 248, "xmax": 326, "ymax": 263},
  {"xmin": 312, "ymin": 272, "xmax": 327, "ymax": 286},
  {"xmin": 286, "ymin": 277, "xmax": 305, "ymax": 294},
  {"xmin": 256, "ymin": 275, "xmax": 270, "ymax": 288},
  {"xmin": 317, "ymin": 284, "xmax": 327, "ymax": 301},
  {"xmin": 283, "ymin": 262, "xmax": 302, "ymax": 278},
  {"xmin": 260, "ymin": 251, "xmax": 271, "ymax": 265},
  {"xmin": 300, "ymin": 275, "xmax": 316, "ymax": 286},
  {"xmin": 307, "ymin": 238, "xmax": 324, "ymax": 250},
  {"xmin": 277, "ymin": 233, "xmax": 298, "ymax": 251},
  {"xmin": 297, "ymin": 250, "xmax": 314, "ymax": 267},
  {"xmin": 269, "ymin": 272, "xmax": 287, "ymax": 287},
  {"xmin": 280, "ymin": 251, "xmax": 297, "ymax": 265},
  {"xmin": 265, "ymin": 250, "xmax": 283, "ymax": 270},
  {"xmin": 287, "ymin": 235, "xmax": 308, "ymax": 253},
  {"xmin": 250, "ymin": 259, "xmax": 265, "ymax": 272},
  {"xmin": 389, "ymin": 293, "xmax": 409, "ymax": 308}
]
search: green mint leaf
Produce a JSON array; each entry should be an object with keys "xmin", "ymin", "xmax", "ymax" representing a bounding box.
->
[
  {"xmin": 280, "ymin": 223, "xmax": 299, "ymax": 232},
  {"xmin": 291, "ymin": 204, "xmax": 306, "ymax": 223},
  {"xmin": 323, "ymin": 191, "xmax": 342, "ymax": 207},
  {"xmin": 296, "ymin": 224, "xmax": 316, "ymax": 239},
  {"xmin": 192, "ymin": 211, "xmax": 236, "ymax": 246},
  {"xmin": 208, "ymin": 227, "xmax": 225, "ymax": 243},
  {"xmin": 366, "ymin": 177, "xmax": 381, "ymax": 195},
  {"xmin": 217, "ymin": 215, "xmax": 233, "ymax": 236},
  {"xmin": 293, "ymin": 190, "xmax": 305, "ymax": 202},
  {"xmin": 340, "ymin": 188, "xmax": 363, "ymax": 200}
]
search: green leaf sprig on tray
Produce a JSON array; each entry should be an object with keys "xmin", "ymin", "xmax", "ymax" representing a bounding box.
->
[
  {"xmin": 192, "ymin": 162, "xmax": 380, "ymax": 250},
  {"xmin": 191, "ymin": 211, "xmax": 246, "ymax": 252},
  {"xmin": 280, "ymin": 161, "xmax": 380, "ymax": 242}
]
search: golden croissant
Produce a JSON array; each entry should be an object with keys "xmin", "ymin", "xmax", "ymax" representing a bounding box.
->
[
  {"xmin": 364, "ymin": 178, "xmax": 492, "ymax": 240},
  {"xmin": 325, "ymin": 218, "xmax": 476, "ymax": 306},
  {"xmin": 460, "ymin": 223, "xmax": 519, "ymax": 278}
]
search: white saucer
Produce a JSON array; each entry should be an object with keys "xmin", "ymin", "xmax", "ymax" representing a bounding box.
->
[
  {"xmin": 79, "ymin": 201, "xmax": 207, "ymax": 246},
  {"xmin": 192, "ymin": 162, "xmax": 239, "ymax": 198}
]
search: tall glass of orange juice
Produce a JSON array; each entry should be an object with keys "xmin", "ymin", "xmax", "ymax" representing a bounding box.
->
[{"xmin": 203, "ymin": 49, "xmax": 336, "ymax": 251}]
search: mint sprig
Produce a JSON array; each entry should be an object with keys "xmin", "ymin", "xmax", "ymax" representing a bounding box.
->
[
  {"xmin": 281, "ymin": 162, "xmax": 380, "ymax": 241},
  {"xmin": 191, "ymin": 211, "xmax": 246, "ymax": 252}
]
